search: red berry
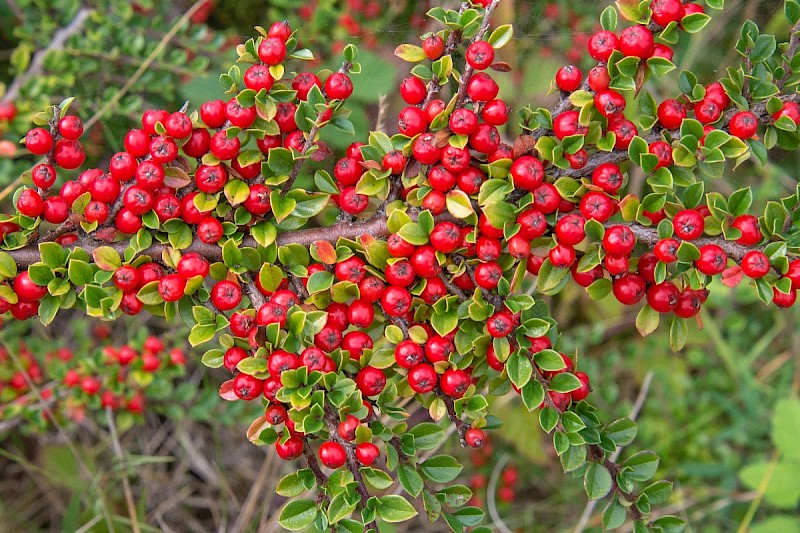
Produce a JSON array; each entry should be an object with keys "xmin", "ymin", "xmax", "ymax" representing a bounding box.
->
[
  {"xmin": 355, "ymin": 442, "xmax": 380, "ymax": 466},
  {"xmin": 422, "ymin": 35, "xmax": 445, "ymax": 60},
  {"xmin": 741, "ymin": 250, "xmax": 770, "ymax": 278},
  {"xmin": 465, "ymin": 428, "xmax": 486, "ymax": 448},
  {"xmin": 325, "ymin": 73, "xmax": 354, "ymax": 100},
  {"xmin": 356, "ymin": 366, "xmax": 386, "ymax": 396},
  {"xmin": 587, "ymin": 30, "xmax": 619, "ymax": 61},
  {"xmin": 408, "ymin": 363, "xmax": 437, "ymax": 394},
  {"xmin": 673, "ymin": 209, "xmax": 704, "ymax": 240},
  {"xmin": 258, "ymin": 36, "xmax": 286, "ymax": 65},
  {"xmin": 619, "ymin": 26, "xmax": 654, "ymax": 58},
  {"xmin": 465, "ymin": 41, "xmax": 495, "ymax": 70},
  {"xmin": 729, "ymin": 111, "xmax": 758, "ymax": 139},
  {"xmin": 319, "ymin": 441, "xmax": 346, "ymax": 469},
  {"xmin": 555, "ymin": 65, "xmax": 582, "ymax": 92},
  {"xmin": 25, "ymin": 128, "xmax": 53, "ymax": 155}
]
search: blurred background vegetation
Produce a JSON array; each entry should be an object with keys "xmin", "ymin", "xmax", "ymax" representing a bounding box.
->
[{"xmin": 0, "ymin": 0, "xmax": 798, "ymax": 532}]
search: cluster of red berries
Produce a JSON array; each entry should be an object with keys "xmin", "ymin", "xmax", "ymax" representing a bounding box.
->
[
  {"xmin": 0, "ymin": 333, "xmax": 186, "ymax": 427},
  {"xmin": 17, "ymin": 113, "xmax": 86, "ymax": 225}
]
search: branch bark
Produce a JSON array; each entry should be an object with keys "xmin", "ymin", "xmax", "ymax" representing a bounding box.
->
[{"xmin": 1, "ymin": 9, "xmax": 93, "ymax": 105}]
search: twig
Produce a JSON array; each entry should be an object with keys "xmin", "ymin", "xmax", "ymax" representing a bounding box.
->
[
  {"xmin": 453, "ymin": 0, "xmax": 501, "ymax": 108},
  {"xmin": 280, "ymin": 61, "xmax": 353, "ymax": 195},
  {"xmin": 105, "ymin": 407, "xmax": 143, "ymax": 533},
  {"xmin": 486, "ymin": 454, "xmax": 513, "ymax": 533},
  {"xmin": 322, "ymin": 402, "xmax": 380, "ymax": 532},
  {"xmin": 573, "ymin": 371, "xmax": 654, "ymax": 533},
  {"xmin": 439, "ymin": 391, "xmax": 468, "ymax": 446},
  {"xmin": 83, "ymin": 1, "xmax": 208, "ymax": 130},
  {"xmin": 1, "ymin": 9, "xmax": 93, "ymax": 104}
]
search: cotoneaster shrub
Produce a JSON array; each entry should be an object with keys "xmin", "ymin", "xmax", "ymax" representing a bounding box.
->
[{"xmin": 1, "ymin": 0, "xmax": 800, "ymax": 531}]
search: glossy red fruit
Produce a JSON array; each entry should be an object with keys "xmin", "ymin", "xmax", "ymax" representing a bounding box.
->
[
  {"xmin": 158, "ymin": 274, "xmax": 186, "ymax": 302},
  {"xmin": 741, "ymin": 250, "xmax": 770, "ymax": 278},
  {"xmin": 356, "ymin": 366, "xmax": 386, "ymax": 396},
  {"xmin": 673, "ymin": 209, "xmax": 704, "ymax": 240},
  {"xmin": 612, "ymin": 273, "xmax": 647, "ymax": 305},
  {"xmin": 25, "ymin": 128, "xmax": 53, "ymax": 155},
  {"xmin": 211, "ymin": 280, "xmax": 242, "ymax": 311},
  {"xmin": 555, "ymin": 65, "xmax": 582, "ymax": 92},
  {"xmin": 423, "ymin": 35, "xmax": 445, "ymax": 60},
  {"xmin": 657, "ymin": 99, "xmax": 686, "ymax": 130},
  {"xmin": 695, "ymin": 244, "xmax": 727, "ymax": 275},
  {"xmin": 731, "ymin": 215, "xmax": 761, "ymax": 245},
  {"xmin": 275, "ymin": 436, "xmax": 303, "ymax": 460},
  {"xmin": 510, "ymin": 156, "xmax": 544, "ymax": 190},
  {"xmin": 729, "ymin": 111, "xmax": 758, "ymax": 139},
  {"xmin": 325, "ymin": 73, "xmax": 354, "ymax": 100},
  {"xmin": 619, "ymin": 26, "xmax": 654, "ymax": 58},
  {"xmin": 355, "ymin": 442, "xmax": 380, "ymax": 466},
  {"xmin": 400, "ymin": 75, "xmax": 427, "ymax": 105},
  {"xmin": 647, "ymin": 282, "xmax": 680, "ymax": 312},
  {"xmin": 408, "ymin": 363, "xmax": 437, "ymax": 394},
  {"xmin": 440, "ymin": 368, "xmax": 470, "ymax": 398},
  {"xmin": 465, "ymin": 428, "xmax": 486, "ymax": 448},
  {"xmin": 587, "ymin": 30, "xmax": 619, "ymax": 61},
  {"xmin": 465, "ymin": 40, "xmax": 495, "ymax": 70}
]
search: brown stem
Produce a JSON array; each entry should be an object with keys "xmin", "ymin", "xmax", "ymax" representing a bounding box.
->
[
  {"xmin": 301, "ymin": 439, "xmax": 330, "ymax": 504},
  {"xmin": 280, "ymin": 61, "xmax": 353, "ymax": 195},
  {"xmin": 421, "ymin": 2, "xmax": 470, "ymax": 107},
  {"xmin": 439, "ymin": 391, "xmax": 468, "ymax": 446},
  {"xmin": 453, "ymin": 0, "xmax": 501, "ymax": 109},
  {"xmin": 322, "ymin": 403, "xmax": 380, "ymax": 532}
]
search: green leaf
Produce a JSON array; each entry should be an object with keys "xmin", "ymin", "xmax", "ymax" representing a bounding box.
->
[
  {"xmin": 394, "ymin": 44, "xmax": 426, "ymax": 62},
  {"xmin": 534, "ymin": 349, "xmax": 566, "ymax": 372},
  {"xmin": 0, "ymin": 252, "xmax": 17, "ymax": 279},
  {"xmin": 750, "ymin": 34, "xmax": 777, "ymax": 63},
  {"xmin": 268, "ymin": 147, "xmax": 294, "ymax": 175},
  {"xmin": 419, "ymin": 455, "xmax": 462, "ymax": 483},
  {"xmin": 600, "ymin": 5, "xmax": 618, "ymax": 31},
  {"xmin": 396, "ymin": 222, "xmax": 429, "ymax": 246},
  {"xmin": 603, "ymin": 498, "xmax": 626, "ymax": 530},
  {"xmin": 276, "ymin": 469, "xmax": 314, "ymax": 497},
  {"xmin": 327, "ymin": 493, "xmax": 358, "ymax": 525},
  {"xmin": 68, "ymin": 260, "xmax": 94, "ymax": 286},
  {"xmin": 487, "ymin": 24, "xmax": 513, "ymax": 49},
  {"xmin": 539, "ymin": 407, "xmax": 559, "ymax": 433},
  {"xmin": 410, "ymin": 423, "xmax": 446, "ymax": 450},
  {"xmin": 635, "ymin": 305, "xmax": 660, "ymax": 337},
  {"xmin": 624, "ymin": 451, "xmax": 659, "ymax": 481},
  {"xmin": 740, "ymin": 461, "xmax": 800, "ymax": 508},
  {"xmin": 398, "ymin": 464, "xmax": 424, "ymax": 497},
  {"xmin": 376, "ymin": 495, "xmax": 418, "ymax": 523},
  {"xmin": 728, "ymin": 187, "xmax": 753, "ymax": 216},
  {"xmin": 550, "ymin": 372, "xmax": 581, "ymax": 393},
  {"xmin": 772, "ymin": 397, "xmax": 800, "ymax": 460},
  {"xmin": 278, "ymin": 499, "xmax": 318, "ymax": 531},
  {"xmin": 584, "ymin": 463, "xmax": 613, "ymax": 500},
  {"xmin": 507, "ymin": 351, "xmax": 533, "ymax": 388},
  {"xmin": 606, "ymin": 418, "xmax": 638, "ymax": 447},
  {"xmin": 362, "ymin": 467, "xmax": 393, "ymax": 490}
]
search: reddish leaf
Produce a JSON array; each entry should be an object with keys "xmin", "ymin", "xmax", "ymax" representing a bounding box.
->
[
  {"xmin": 360, "ymin": 160, "xmax": 383, "ymax": 171},
  {"xmin": 489, "ymin": 62, "xmax": 512, "ymax": 72},
  {"xmin": 312, "ymin": 241, "xmax": 338, "ymax": 264},
  {"xmin": 721, "ymin": 265, "xmax": 743, "ymax": 288},
  {"xmin": 512, "ymin": 135, "xmax": 536, "ymax": 159},
  {"xmin": 219, "ymin": 379, "xmax": 238, "ymax": 401},
  {"xmin": 247, "ymin": 415, "xmax": 270, "ymax": 443},
  {"xmin": 433, "ymin": 129, "xmax": 452, "ymax": 148}
]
